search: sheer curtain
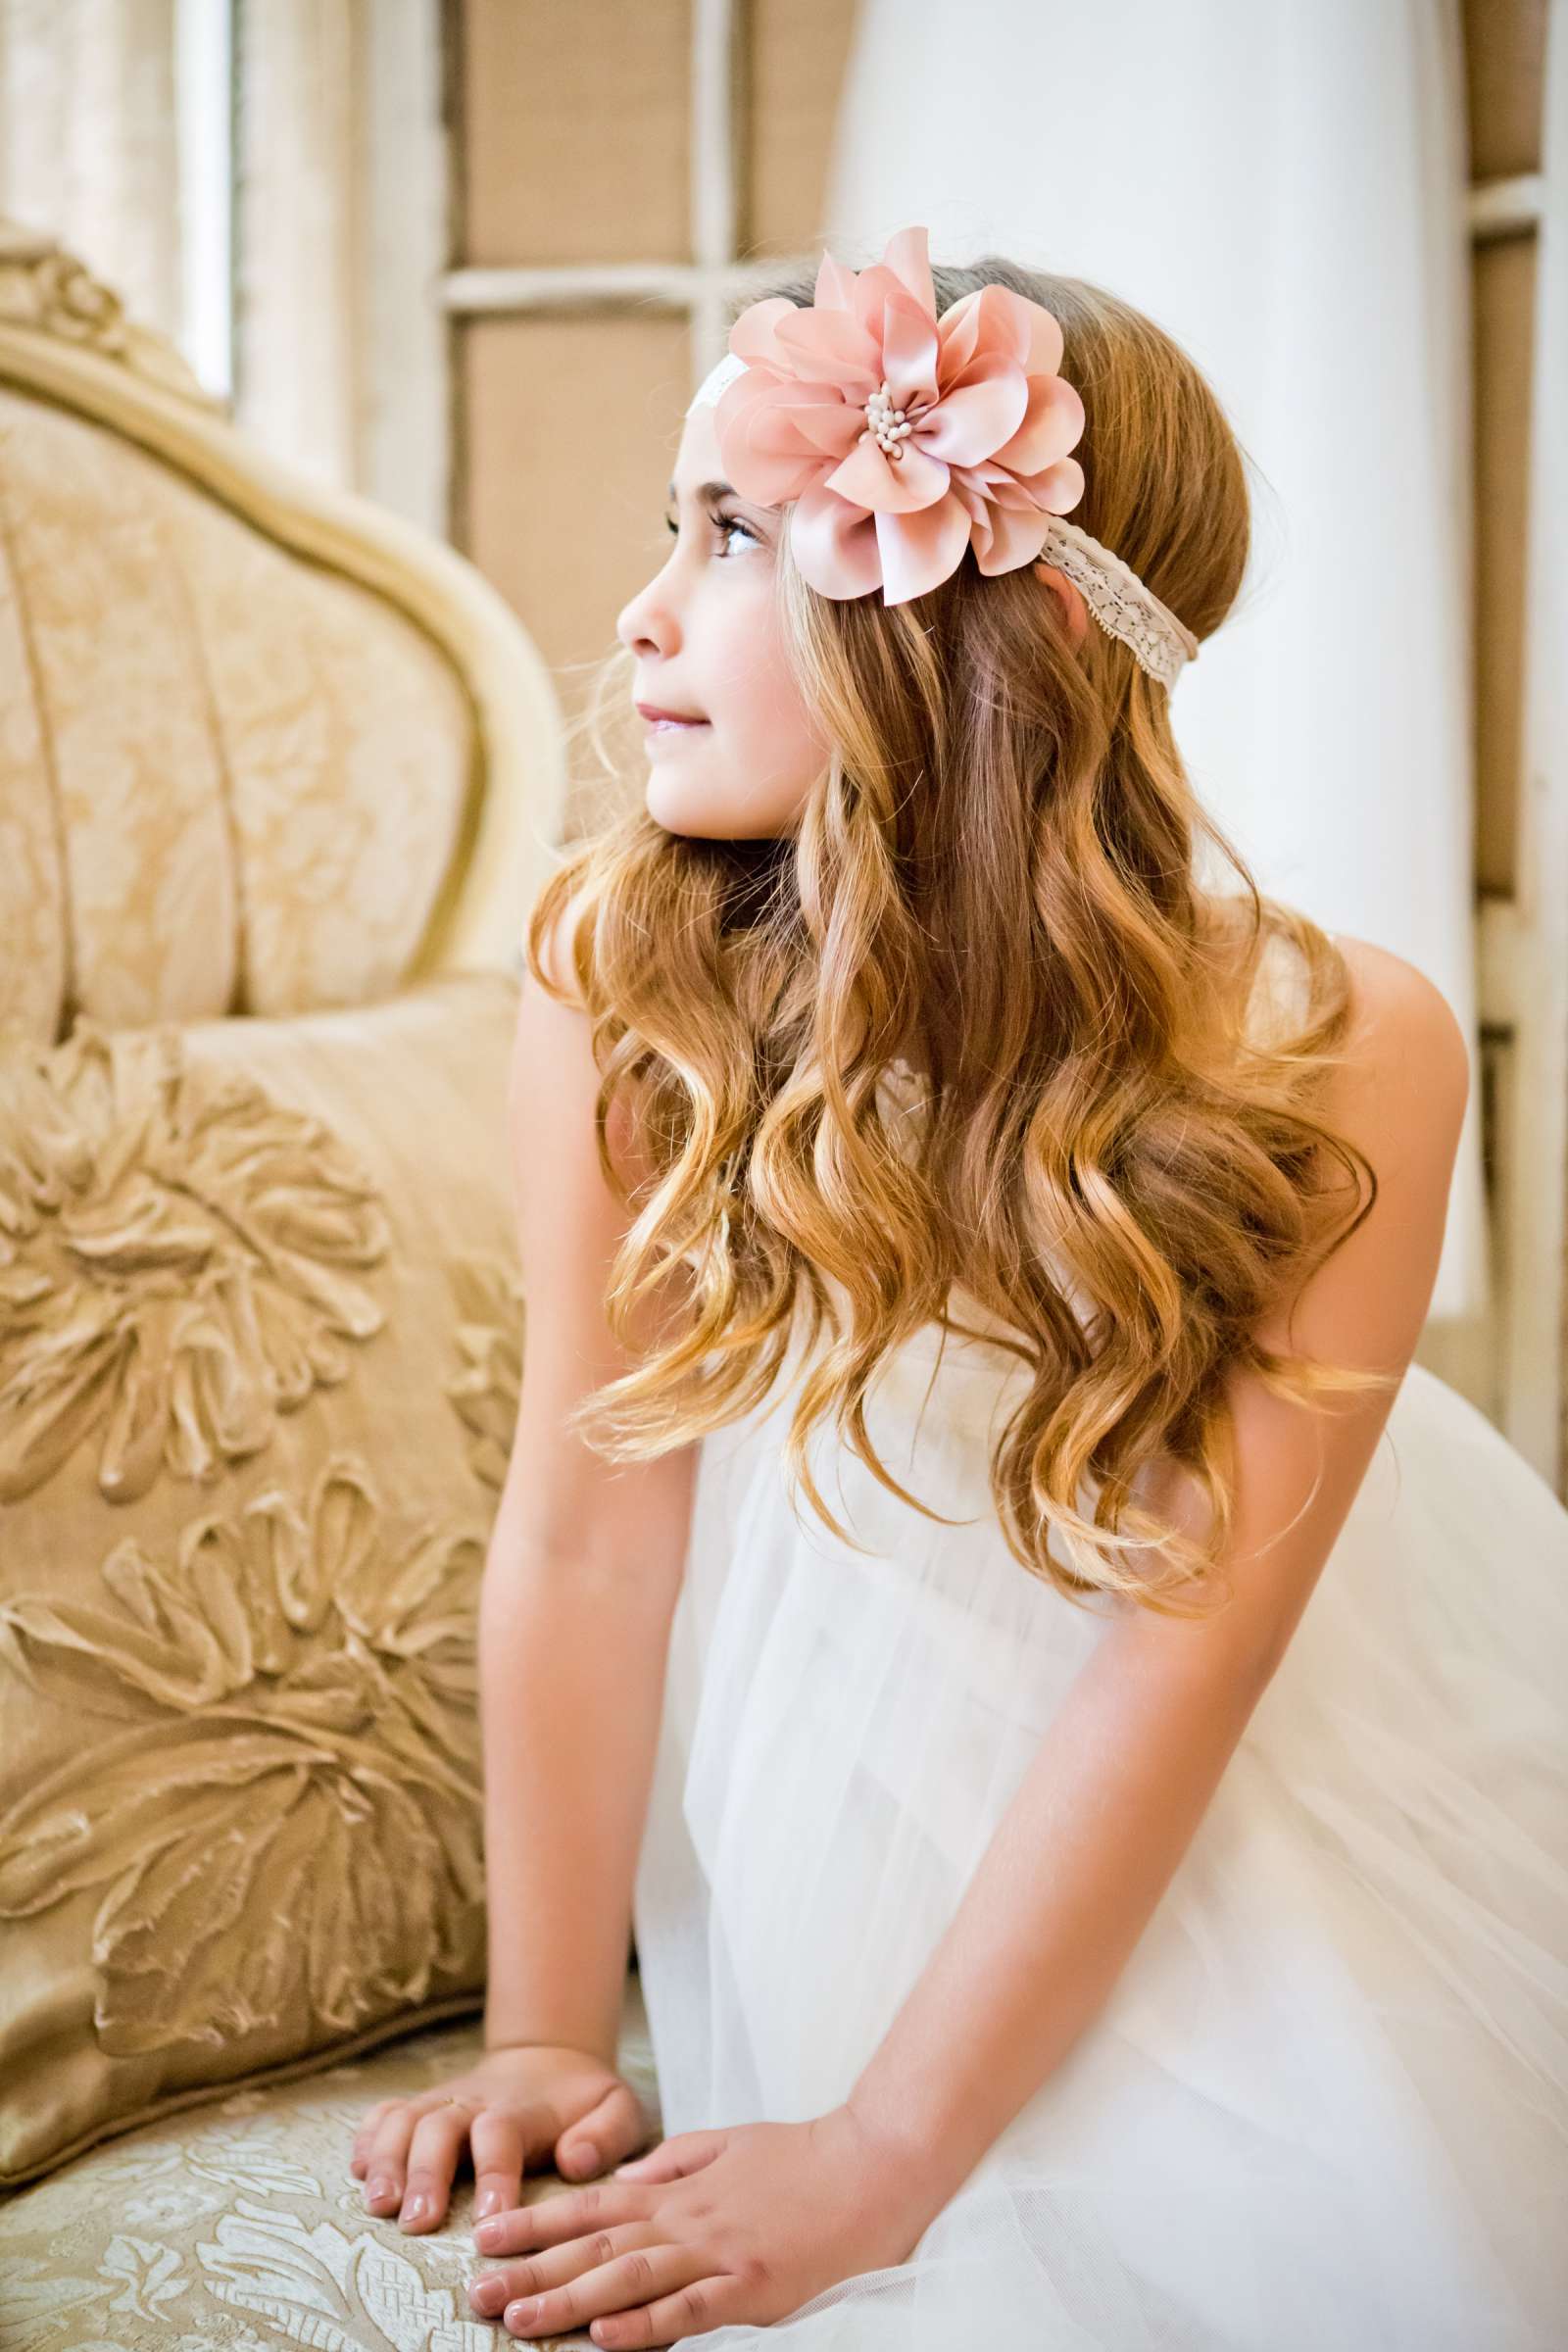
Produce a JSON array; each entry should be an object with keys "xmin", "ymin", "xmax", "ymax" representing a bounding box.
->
[
  {"xmin": 0, "ymin": 0, "xmax": 429, "ymax": 507},
  {"xmin": 0, "ymin": 0, "xmax": 194, "ymax": 370},
  {"xmin": 825, "ymin": 0, "xmax": 1484, "ymax": 1321}
]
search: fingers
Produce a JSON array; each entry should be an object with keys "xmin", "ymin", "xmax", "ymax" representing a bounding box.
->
[
  {"xmin": 467, "ymin": 2101, "xmax": 528, "ymax": 2223},
  {"xmin": 466, "ymin": 2225, "xmax": 706, "ymax": 2342},
  {"xmin": 354, "ymin": 2094, "xmax": 470, "ymax": 2228},
  {"xmin": 556, "ymin": 2079, "xmax": 648, "ymax": 2182},
  {"xmin": 396, "ymin": 2102, "xmax": 476, "ymax": 2231},
  {"xmin": 354, "ymin": 2080, "xmax": 648, "ymax": 2236},
  {"xmin": 612, "ymin": 2129, "xmax": 724, "ymax": 2182},
  {"xmin": 474, "ymin": 2179, "xmax": 648, "ymax": 2258},
  {"xmin": 355, "ymin": 2100, "xmax": 419, "ymax": 2217},
  {"xmin": 590, "ymin": 2273, "xmax": 742, "ymax": 2347},
  {"xmin": 349, "ymin": 2099, "xmax": 396, "ymax": 2177}
]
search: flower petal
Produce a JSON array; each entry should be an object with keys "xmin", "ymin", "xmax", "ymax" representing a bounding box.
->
[
  {"xmin": 914, "ymin": 362, "xmax": 1029, "ymax": 467},
  {"xmin": 877, "ymin": 496, "xmax": 975, "ymax": 607},
  {"xmin": 811, "ymin": 247, "xmax": 859, "ymax": 314},
  {"xmin": 729, "ymin": 297, "xmax": 801, "ymax": 367},
  {"xmin": 824, "ymin": 433, "xmax": 950, "ymax": 514},
  {"xmin": 938, "ymin": 282, "xmax": 1064, "ymax": 381},
  {"xmin": 992, "ymin": 372, "xmax": 1087, "ymax": 481},
  {"xmin": 789, "ymin": 483, "xmax": 885, "ymax": 599},
  {"xmin": 771, "ymin": 304, "xmax": 882, "ymax": 392},
  {"xmin": 723, "ymin": 373, "xmax": 862, "ymax": 461},
  {"xmin": 847, "ymin": 261, "xmax": 933, "ymax": 350},
  {"xmin": 878, "ymin": 294, "xmax": 940, "ymax": 412},
  {"xmin": 713, "ymin": 378, "xmax": 841, "ymax": 505},
  {"xmin": 1014, "ymin": 453, "xmax": 1088, "ymax": 516},
  {"xmin": 969, "ymin": 499, "xmax": 1056, "ymax": 577},
  {"xmin": 875, "ymin": 223, "xmax": 937, "ymax": 321}
]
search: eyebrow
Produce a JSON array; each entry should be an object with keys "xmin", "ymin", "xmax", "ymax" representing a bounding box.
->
[{"xmin": 665, "ymin": 478, "xmax": 738, "ymax": 504}]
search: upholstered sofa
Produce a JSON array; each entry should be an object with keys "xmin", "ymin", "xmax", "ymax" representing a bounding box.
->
[{"xmin": 0, "ymin": 219, "xmax": 660, "ymax": 2351}]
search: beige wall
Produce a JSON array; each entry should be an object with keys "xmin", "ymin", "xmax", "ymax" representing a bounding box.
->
[{"xmin": 451, "ymin": 0, "xmax": 858, "ymax": 751}]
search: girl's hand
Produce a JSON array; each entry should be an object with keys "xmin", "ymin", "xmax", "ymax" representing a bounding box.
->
[
  {"xmin": 463, "ymin": 2106, "xmax": 940, "ymax": 2343},
  {"xmin": 348, "ymin": 2042, "xmax": 650, "ymax": 2232}
]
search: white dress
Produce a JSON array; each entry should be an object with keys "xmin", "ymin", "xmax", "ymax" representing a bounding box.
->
[{"xmin": 630, "ymin": 934, "xmax": 1568, "ymax": 2349}]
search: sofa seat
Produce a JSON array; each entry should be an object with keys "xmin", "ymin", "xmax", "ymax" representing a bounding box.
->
[{"xmin": 0, "ymin": 1965, "xmax": 660, "ymax": 2351}]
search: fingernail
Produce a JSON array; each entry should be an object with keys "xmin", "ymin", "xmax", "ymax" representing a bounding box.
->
[
  {"xmin": 469, "ymin": 2277, "xmax": 508, "ymax": 2315},
  {"xmin": 367, "ymin": 2176, "xmax": 396, "ymax": 2206},
  {"xmin": 400, "ymin": 2191, "xmax": 429, "ymax": 2227},
  {"xmin": 506, "ymin": 2300, "xmax": 539, "ymax": 2328},
  {"xmin": 475, "ymin": 2215, "xmax": 507, "ymax": 2249},
  {"xmin": 567, "ymin": 2141, "xmax": 600, "ymax": 2176},
  {"xmin": 473, "ymin": 2185, "xmax": 505, "ymax": 2220}
]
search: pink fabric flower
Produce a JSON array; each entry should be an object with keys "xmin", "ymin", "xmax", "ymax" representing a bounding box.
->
[{"xmin": 712, "ymin": 224, "xmax": 1088, "ymax": 607}]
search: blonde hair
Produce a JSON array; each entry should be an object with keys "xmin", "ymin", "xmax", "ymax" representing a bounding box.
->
[{"xmin": 526, "ymin": 253, "xmax": 1396, "ymax": 1622}]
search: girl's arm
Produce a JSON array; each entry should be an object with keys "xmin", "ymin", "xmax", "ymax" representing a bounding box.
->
[
  {"xmin": 846, "ymin": 941, "xmax": 1472, "ymax": 2217},
  {"xmin": 480, "ymin": 895, "xmax": 699, "ymax": 2068}
]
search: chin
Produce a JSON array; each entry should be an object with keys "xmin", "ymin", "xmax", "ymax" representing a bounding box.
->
[
  {"xmin": 644, "ymin": 775, "xmax": 723, "ymax": 840},
  {"xmin": 639, "ymin": 785, "xmax": 738, "ymax": 842},
  {"xmin": 645, "ymin": 768, "xmax": 806, "ymax": 844}
]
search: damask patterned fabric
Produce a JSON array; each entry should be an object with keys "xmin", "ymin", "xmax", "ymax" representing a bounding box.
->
[
  {"xmin": 0, "ymin": 971, "xmax": 552, "ymax": 2192},
  {"xmin": 0, "ymin": 382, "xmax": 476, "ymax": 1046},
  {"xmin": 0, "ymin": 1981, "xmax": 662, "ymax": 2352}
]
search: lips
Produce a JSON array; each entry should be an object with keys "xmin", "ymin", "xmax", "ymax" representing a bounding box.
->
[{"xmin": 635, "ymin": 701, "xmax": 710, "ymax": 728}]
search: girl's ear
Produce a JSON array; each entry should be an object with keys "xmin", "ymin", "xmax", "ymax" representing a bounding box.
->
[{"xmin": 1035, "ymin": 561, "xmax": 1091, "ymax": 653}]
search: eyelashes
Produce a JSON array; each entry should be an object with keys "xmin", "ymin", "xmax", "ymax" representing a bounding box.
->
[{"xmin": 662, "ymin": 511, "xmax": 760, "ymax": 555}]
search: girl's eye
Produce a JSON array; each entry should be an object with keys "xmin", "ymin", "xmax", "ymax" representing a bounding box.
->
[{"xmin": 663, "ymin": 511, "xmax": 758, "ymax": 556}]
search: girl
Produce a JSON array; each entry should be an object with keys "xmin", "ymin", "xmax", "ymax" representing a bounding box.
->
[{"xmin": 350, "ymin": 226, "xmax": 1568, "ymax": 2347}]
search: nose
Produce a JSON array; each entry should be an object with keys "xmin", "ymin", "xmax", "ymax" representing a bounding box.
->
[{"xmin": 616, "ymin": 562, "xmax": 680, "ymax": 661}]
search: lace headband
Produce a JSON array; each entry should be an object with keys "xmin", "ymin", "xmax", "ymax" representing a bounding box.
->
[{"xmin": 685, "ymin": 224, "xmax": 1199, "ymax": 691}]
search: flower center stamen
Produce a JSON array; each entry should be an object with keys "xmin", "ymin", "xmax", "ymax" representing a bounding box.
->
[{"xmin": 862, "ymin": 380, "xmax": 918, "ymax": 462}]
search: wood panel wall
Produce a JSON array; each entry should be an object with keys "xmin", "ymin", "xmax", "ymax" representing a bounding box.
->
[
  {"xmin": 1468, "ymin": 0, "xmax": 1546, "ymax": 906},
  {"xmin": 451, "ymin": 0, "xmax": 855, "ymax": 752},
  {"xmin": 1446, "ymin": 0, "xmax": 1553, "ymax": 1466}
]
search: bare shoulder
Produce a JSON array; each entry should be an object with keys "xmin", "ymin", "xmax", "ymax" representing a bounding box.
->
[
  {"xmin": 514, "ymin": 872, "xmax": 663, "ymax": 1208},
  {"xmin": 1251, "ymin": 929, "xmax": 1471, "ymax": 1373},
  {"xmin": 1213, "ymin": 903, "xmax": 1470, "ymax": 1137},
  {"xmin": 1328, "ymin": 932, "xmax": 1471, "ymax": 1141}
]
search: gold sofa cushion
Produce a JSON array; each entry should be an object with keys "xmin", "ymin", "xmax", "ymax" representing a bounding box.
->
[
  {"xmin": 0, "ymin": 1981, "xmax": 661, "ymax": 2352},
  {"xmin": 0, "ymin": 968, "xmax": 583, "ymax": 2193}
]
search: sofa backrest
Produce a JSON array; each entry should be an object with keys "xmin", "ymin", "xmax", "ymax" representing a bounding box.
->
[{"xmin": 0, "ymin": 219, "xmax": 567, "ymax": 1047}]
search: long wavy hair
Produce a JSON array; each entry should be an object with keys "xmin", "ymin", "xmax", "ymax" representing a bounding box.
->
[{"xmin": 524, "ymin": 251, "xmax": 1397, "ymax": 1622}]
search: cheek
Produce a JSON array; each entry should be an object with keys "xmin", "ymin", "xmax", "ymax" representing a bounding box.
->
[
  {"xmin": 644, "ymin": 588, "xmax": 829, "ymax": 838},
  {"xmin": 716, "ymin": 613, "xmax": 823, "ymax": 779}
]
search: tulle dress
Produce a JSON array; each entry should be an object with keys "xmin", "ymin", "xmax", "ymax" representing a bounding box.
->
[{"xmin": 629, "ymin": 930, "xmax": 1568, "ymax": 2349}]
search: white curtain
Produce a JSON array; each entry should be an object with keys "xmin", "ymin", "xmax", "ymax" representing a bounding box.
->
[
  {"xmin": 825, "ymin": 0, "xmax": 1484, "ymax": 1322},
  {"xmin": 234, "ymin": 0, "xmax": 449, "ymax": 528},
  {"xmin": 0, "ymin": 0, "xmax": 186, "ymax": 357},
  {"xmin": 0, "ymin": 0, "xmax": 435, "ymax": 510},
  {"xmin": 1, "ymin": 0, "xmax": 366, "ymax": 489},
  {"xmin": 233, "ymin": 0, "xmax": 363, "ymax": 491}
]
